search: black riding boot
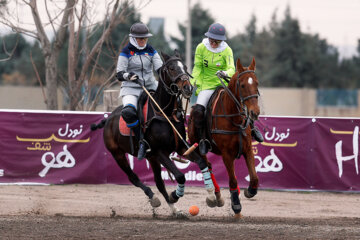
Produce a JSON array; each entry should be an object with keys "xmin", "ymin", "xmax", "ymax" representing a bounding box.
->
[
  {"xmin": 250, "ymin": 121, "xmax": 264, "ymax": 142},
  {"xmin": 198, "ymin": 128, "xmax": 211, "ymax": 156},
  {"xmin": 137, "ymin": 140, "xmax": 148, "ymax": 160},
  {"xmin": 193, "ymin": 104, "xmax": 211, "ymax": 156},
  {"xmin": 132, "ymin": 125, "xmax": 150, "ymax": 160}
]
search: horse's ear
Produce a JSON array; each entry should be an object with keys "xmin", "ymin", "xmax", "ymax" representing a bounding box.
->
[
  {"xmin": 249, "ymin": 57, "xmax": 256, "ymax": 71},
  {"xmin": 161, "ymin": 51, "xmax": 170, "ymax": 62},
  {"xmin": 236, "ymin": 58, "xmax": 244, "ymax": 72},
  {"xmin": 174, "ymin": 49, "xmax": 181, "ymax": 58}
]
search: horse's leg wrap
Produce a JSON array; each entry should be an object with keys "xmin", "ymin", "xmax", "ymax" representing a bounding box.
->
[
  {"xmin": 169, "ymin": 183, "xmax": 185, "ymax": 203},
  {"xmin": 230, "ymin": 189, "xmax": 242, "ymax": 214},
  {"xmin": 169, "ymin": 182, "xmax": 185, "ymax": 203},
  {"xmin": 202, "ymin": 167, "xmax": 217, "ymax": 207},
  {"xmin": 209, "ymin": 168, "xmax": 220, "ymax": 193},
  {"xmin": 175, "ymin": 183, "xmax": 185, "ymax": 198},
  {"xmin": 230, "ymin": 185, "xmax": 241, "ymax": 195},
  {"xmin": 173, "ymin": 177, "xmax": 185, "ymax": 199},
  {"xmin": 201, "ymin": 167, "xmax": 214, "ymax": 191}
]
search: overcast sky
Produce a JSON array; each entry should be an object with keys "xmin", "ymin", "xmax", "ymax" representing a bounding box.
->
[
  {"xmin": 135, "ymin": 0, "xmax": 360, "ymax": 58},
  {"xmin": 1, "ymin": 0, "xmax": 359, "ymax": 58}
]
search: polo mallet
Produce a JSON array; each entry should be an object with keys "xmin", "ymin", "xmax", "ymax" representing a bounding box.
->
[{"xmin": 136, "ymin": 79, "xmax": 198, "ymax": 156}]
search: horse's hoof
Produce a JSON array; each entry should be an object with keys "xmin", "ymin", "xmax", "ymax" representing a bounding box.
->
[
  {"xmin": 217, "ymin": 197, "xmax": 225, "ymax": 207},
  {"xmin": 215, "ymin": 192, "xmax": 225, "ymax": 207},
  {"xmin": 174, "ymin": 211, "xmax": 188, "ymax": 219},
  {"xmin": 244, "ymin": 187, "xmax": 257, "ymax": 199},
  {"xmin": 234, "ymin": 213, "xmax": 243, "ymax": 219},
  {"xmin": 206, "ymin": 195, "xmax": 217, "ymax": 208},
  {"xmin": 150, "ymin": 196, "xmax": 161, "ymax": 208}
]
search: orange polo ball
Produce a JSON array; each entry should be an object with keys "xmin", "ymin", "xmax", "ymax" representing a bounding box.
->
[{"xmin": 189, "ymin": 205, "xmax": 199, "ymax": 216}]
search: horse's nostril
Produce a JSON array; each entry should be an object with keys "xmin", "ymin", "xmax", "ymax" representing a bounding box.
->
[
  {"xmin": 250, "ymin": 110, "xmax": 259, "ymax": 120},
  {"xmin": 184, "ymin": 85, "xmax": 193, "ymax": 93}
]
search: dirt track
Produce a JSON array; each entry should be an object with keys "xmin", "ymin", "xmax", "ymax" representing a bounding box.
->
[{"xmin": 0, "ymin": 184, "xmax": 359, "ymax": 239}]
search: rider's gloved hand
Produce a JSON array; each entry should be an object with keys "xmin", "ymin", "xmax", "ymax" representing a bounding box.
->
[
  {"xmin": 216, "ymin": 70, "xmax": 228, "ymax": 78},
  {"xmin": 127, "ymin": 72, "xmax": 139, "ymax": 81},
  {"xmin": 119, "ymin": 72, "xmax": 139, "ymax": 81}
]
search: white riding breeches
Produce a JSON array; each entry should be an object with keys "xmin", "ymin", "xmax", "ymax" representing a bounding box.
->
[
  {"xmin": 196, "ymin": 90, "xmax": 215, "ymax": 107},
  {"xmin": 122, "ymin": 95, "xmax": 138, "ymax": 109}
]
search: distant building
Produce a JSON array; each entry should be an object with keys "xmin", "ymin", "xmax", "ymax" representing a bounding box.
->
[{"xmin": 148, "ymin": 17, "xmax": 164, "ymax": 34}]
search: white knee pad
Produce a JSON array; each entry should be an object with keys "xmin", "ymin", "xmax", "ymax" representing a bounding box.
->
[{"xmin": 122, "ymin": 95, "xmax": 138, "ymax": 109}]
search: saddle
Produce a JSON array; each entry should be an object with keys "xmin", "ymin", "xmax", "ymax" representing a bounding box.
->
[{"xmin": 201, "ymin": 86, "xmax": 225, "ymax": 142}]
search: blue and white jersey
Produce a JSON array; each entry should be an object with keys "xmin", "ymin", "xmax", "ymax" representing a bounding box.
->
[{"xmin": 117, "ymin": 43, "xmax": 163, "ymax": 97}]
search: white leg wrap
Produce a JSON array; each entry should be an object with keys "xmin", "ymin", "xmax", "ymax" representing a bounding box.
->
[
  {"xmin": 201, "ymin": 167, "xmax": 214, "ymax": 191},
  {"xmin": 175, "ymin": 183, "xmax": 185, "ymax": 197}
]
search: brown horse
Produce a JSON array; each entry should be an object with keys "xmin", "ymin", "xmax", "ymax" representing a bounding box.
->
[
  {"xmin": 188, "ymin": 57, "xmax": 260, "ymax": 217},
  {"xmin": 91, "ymin": 51, "xmax": 218, "ymax": 216}
]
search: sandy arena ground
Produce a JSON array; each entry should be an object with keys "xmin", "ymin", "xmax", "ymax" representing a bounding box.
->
[{"xmin": 0, "ymin": 184, "xmax": 359, "ymax": 239}]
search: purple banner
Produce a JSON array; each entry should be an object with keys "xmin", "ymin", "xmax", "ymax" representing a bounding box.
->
[
  {"xmin": 0, "ymin": 110, "xmax": 107, "ymax": 184},
  {"xmin": 0, "ymin": 110, "xmax": 359, "ymax": 192}
]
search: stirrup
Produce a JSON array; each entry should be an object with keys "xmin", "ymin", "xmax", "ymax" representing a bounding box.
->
[
  {"xmin": 251, "ymin": 127, "xmax": 264, "ymax": 142},
  {"xmin": 143, "ymin": 139, "xmax": 151, "ymax": 153},
  {"xmin": 137, "ymin": 140, "xmax": 151, "ymax": 160},
  {"xmin": 199, "ymin": 139, "xmax": 211, "ymax": 156}
]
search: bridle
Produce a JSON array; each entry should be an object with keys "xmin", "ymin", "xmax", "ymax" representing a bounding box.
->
[
  {"xmin": 146, "ymin": 55, "xmax": 193, "ymax": 128},
  {"xmin": 214, "ymin": 69, "xmax": 260, "ymax": 132},
  {"xmin": 212, "ymin": 70, "xmax": 260, "ymax": 158},
  {"xmin": 158, "ymin": 56, "xmax": 193, "ymax": 98},
  {"xmin": 220, "ymin": 70, "xmax": 260, "ymax": 111}
]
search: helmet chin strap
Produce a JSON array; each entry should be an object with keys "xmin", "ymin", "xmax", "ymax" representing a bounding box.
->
[{"xmin": 129, "ymin": 37, "xmax": 147, "ymax": 50}]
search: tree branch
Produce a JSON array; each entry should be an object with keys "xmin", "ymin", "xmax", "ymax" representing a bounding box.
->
[
  {"xmin": 0, "ymin": 37, "xmax": 18, "ymax": 62},
  {"xmin": 53, "ymin": 0, "xmax": 76, "ymax": 52},
  {"xmin": 77, "ymin": 0, "xmax": 126, "ymax": 87},
  {"xmin": 44, "ymin": 0, "xmax": 58, "ymax": 38},
  {"xmin": 29, "ymin": 0, "xmax": 51, "ymax": 53},
  {"xmin": 30, "ymin": 51, "xmax": 47, "ymax": 105},
  {"xmin": 88, "ymin": 72, "xmax": 117, "ymax": 111}
]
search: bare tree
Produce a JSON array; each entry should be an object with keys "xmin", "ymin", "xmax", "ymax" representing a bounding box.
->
[
  {"xmin": 0, "ymin": 0, "xmax": 6, "ymax": 19},
  {"xmin": 0, "ymin": 0, "xmax": 149, "ymax": 110},
  {"xmin": 0, "ymin": 36, "xmax": 18, "ymax": 62}
]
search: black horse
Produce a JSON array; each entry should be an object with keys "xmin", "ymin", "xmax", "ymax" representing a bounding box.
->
[{"xmin": 91, "ymin": 51, "xmax": 218, "ymax": 216}]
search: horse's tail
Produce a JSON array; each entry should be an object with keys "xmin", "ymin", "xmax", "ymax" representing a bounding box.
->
[{"xmin": 90, "ymin": 119, "xmax": 107, "ymax": 131}]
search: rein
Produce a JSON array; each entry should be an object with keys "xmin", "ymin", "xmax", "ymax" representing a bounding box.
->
[
  {"xmin": 214, "ymin": 70, "xmax": 259, "ymax": 131},
  {"xmin": 218, "ymin": 70, "xmax": 259, "ymax": 109},
  {"xmin": 141, "ymin": 56, "xmax": 193, "ymax": 152}
]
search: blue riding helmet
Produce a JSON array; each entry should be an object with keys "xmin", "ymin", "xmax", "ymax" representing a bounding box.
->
[
  {"xmin": 129, "ymin": 22, "xmax": 153, "ymax": 38},
  {"xmin": 204, "ymin": 23, "xmax": 226, "ymax": 41}
]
